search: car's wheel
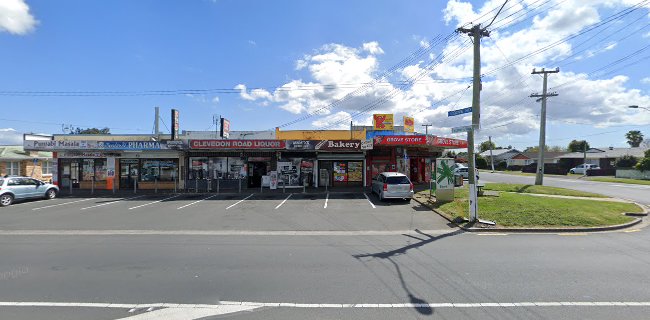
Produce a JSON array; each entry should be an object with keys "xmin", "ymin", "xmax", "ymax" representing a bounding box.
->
[
  {"xmin": 45, "ymin": 188, "xmax": 58, "ymax": 200},
  {"xmin": 0, "ymin": 194, "xmax": 14, "ymax": 207},
  {"xmin": 569, "ymin": 170, "xmax": 575, "ymax": 174},
  {"xmin": 406, "ymin": 198, "xmax": 411, "ymax": 203}
]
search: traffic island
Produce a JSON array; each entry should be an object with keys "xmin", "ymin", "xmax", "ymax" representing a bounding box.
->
[{"xmin": 413, "ymin": 183, "xmax": 646, "ymax": 232}]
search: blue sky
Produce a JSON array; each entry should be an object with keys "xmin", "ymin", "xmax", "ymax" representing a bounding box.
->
[{"xmin": 1, "ymin": 0, "xmax": 649, "ymax": 150}]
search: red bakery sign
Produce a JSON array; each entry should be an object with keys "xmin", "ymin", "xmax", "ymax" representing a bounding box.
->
[
  {"xmin": 190, "ymin": 140, "xmax": 285, "ymax": 149},
  {"xmin": 373, "ymin": 136, "xmax": 427, "ymax": 145},
  {"xmin": 430, "ymin": 137, "xmax": 468, "ymax": 148}
]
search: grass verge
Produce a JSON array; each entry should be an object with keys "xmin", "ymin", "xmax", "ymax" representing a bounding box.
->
[
  {"xmin": 587, "ymin": 177, "xmax": 650, "ymax": 186},
  {"xmin": 416, "ymin": 186, "xmax": 641, "ymax": 228},
  {"xmin": 483, "ymin": 183, "xmax": 607, "ymax": 198}
]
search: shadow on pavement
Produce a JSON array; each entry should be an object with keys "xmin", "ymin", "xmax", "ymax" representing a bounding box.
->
[{"xmin": 352, "ymin": 229, "xmax": 464, "ymax": 315}]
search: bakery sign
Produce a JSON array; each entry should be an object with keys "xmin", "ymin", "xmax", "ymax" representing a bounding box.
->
[
  {"xmin": 285, "ymin": 140, "xmax": 361, "ymax": 151},
  {"xmin": 372, "ymin": 136, "xmax": 427, "ymax": 145},
  {"xmin": 190, "ymin": 139, "xmax": 285, "ymax": 149}
]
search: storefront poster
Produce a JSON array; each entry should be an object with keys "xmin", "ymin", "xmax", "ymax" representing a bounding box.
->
[
  {"xmin": 361, "ymin": 139, "xmax": 373, "ymax": 150},
  {"xmin": 373, "ymin": 135, "xmax": 427, "ymax": 145},
  {"xmin": 106, "ymin": 157, "xmax": 116, "ymax": 178},
  {"xmin": 403, "ymin": 116, "xmax": 415, "ymax": 132},
  {"xmin": 435, "ymin": 159, "xmax": 455, "ymax": 190},
  {"xmin": 190, "ymin": 140, "xmax": 285, "ymax": 149},
  {"xmin": 373, "ymin": 114, "xmax": 394, "ymax": 130},
  {"xmin": 333, "ymin": 162, "xmax": 348, "ymax": 182},
  {"xmin": 278, "ymin": 160, "xmax": 301, "ymax": 186},
  {"xmin": 82, "ymin": 159, "xmax": 95, "ymax": 180},
  {"xmin": 269, "ymin": 171, "xmax": 278, "ymax": 189},
  {"xmin": 429, "ymin": 137, "xmax": 468, "ymax": 148},
  {"xmin": 347, "ymin": 161, "xmax": 363, "ymax": 182}
]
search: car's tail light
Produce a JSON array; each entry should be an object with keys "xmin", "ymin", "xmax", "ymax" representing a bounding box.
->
[
  {"xmin": 383, "ymin": 183, "xmax": 388, "ymax": 191},
  {"xmin": 409, "ymin": 182, "xmax": 414, "ymax": 191}
]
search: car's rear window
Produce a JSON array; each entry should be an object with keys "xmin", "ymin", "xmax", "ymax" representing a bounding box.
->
[{"xmin": 386, "ymin": 176, "xmax": 410, "ymax": 184}]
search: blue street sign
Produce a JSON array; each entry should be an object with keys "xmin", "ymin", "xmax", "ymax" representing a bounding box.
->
[
  {"xmin": 451, "ymin": 125, "xmax": 473, "ymax": 133},
  {"xmin": 447, "ymin": 107, "xmax": 472, "ymax": 117}
]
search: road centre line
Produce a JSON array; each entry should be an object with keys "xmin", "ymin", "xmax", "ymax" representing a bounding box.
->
[
  {"xmin": 324, "ymin": 192, "xmax": 329, "ymax": 209},
  {"xmin": 476, "ymin": 233, "xmax": 508, "ymax": 236},
  {"xmin": 275, "ymin": 193, "xmax": 292, "ymax": 209},
  {"xmin": 624, "ymin": 229, "xmax": 641, "ymax": 233},
  {"xmin": 177, "ymin": 194, "xmax": 218, "ymax": 210},
  {"xmin": 226, "ymin": 194, "xmax": 254, "ymax": 210},
  {"xmin": 32, "ymin": 198, "xmax": 96, "ymax": 211},
  {"xmin": 1, "ymin": 300, "xmax": 649, "ymax": 310},
  {"xmin": 80, "ymin": 195, "xmax": 147, "ymax": 210},
  {"xmin": 363, "ymin": 193, "xmax": 376, "ymax": 209},
  {"xmin": 128, "ymin": 195, "xmax": 181, "ymax": 210}
]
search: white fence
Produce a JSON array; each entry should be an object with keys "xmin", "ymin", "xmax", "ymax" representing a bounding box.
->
[{"xmin": 615, "ymin": 168, "xmax": 650, "ymax": 180}]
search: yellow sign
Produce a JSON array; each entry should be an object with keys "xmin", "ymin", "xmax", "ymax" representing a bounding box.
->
[
  {"xmin": 403, "ymin": 116, "xmax": 414, "ymax": 132},
  {"xmin": 373, "ymin": 114, "xmax": 394, "ymax": 130}
]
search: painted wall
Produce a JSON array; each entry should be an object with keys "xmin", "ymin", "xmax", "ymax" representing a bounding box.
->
[{"xmin": 275, "ymin": 128, "xmax": 366, "ymax": 140}]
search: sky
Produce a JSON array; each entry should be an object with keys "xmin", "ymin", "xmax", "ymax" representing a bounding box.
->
[{"xmin": 1, "ymin": 0, "xmax": 649, "ymax": 150}]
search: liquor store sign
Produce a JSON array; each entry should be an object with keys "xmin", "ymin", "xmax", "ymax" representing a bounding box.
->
[{"xmin": 190, "ymin": 139, "xmax": 286, "ymax": 149}]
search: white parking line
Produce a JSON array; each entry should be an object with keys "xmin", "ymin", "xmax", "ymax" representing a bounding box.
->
[
  {"xmin": 128, "ymin": 195, "xmax": 181, "ymax": 210},
  {"xmin": 363, "ymin": 193, "xmax": 376, "ymax": 209},
  {"xmin": 226, "ymin": 194, "xmax": 254, "ymax": 210},
  {"xmin": 80, "ymin": 195, "xmax": 147, "ymax": 210},
  {"xmin": 32, "ymin": 198, "xmax": 96, "ymax": 211},
  {"xmin": 324, "ymin": 192, "xmax": 329, "ymax": 208},
  {"xmin": 275, "ymin": 194, "xmax": 293, "ymax": 209},
  {"xmin": 177, "ymin": 194, "xmax": 218, "ymax": 210}
]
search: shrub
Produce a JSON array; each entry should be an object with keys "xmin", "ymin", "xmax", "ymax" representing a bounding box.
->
[
  {"xmin": 475, "ymin": 156, "xmax": 488, "ymax": 169},
  {"xmin": 636, "ymin": 157, "xmax": 650, "ymax": 171},
  {"xmin": 615, "ymin": 155, "xmax": 638, "ymax": 168}
]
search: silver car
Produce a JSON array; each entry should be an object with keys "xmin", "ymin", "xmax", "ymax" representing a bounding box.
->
[
  {"xmin": 371, "ymin": 172, "xmax": 414, "ymax": 202},
  {"xmin": 0, "ymin": 176, "xmax": 59, "ymax": 207}
]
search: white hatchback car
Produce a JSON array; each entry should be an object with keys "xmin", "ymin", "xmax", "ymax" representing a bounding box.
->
[
  {"xmin": 371, "ymin": 172, "xmax": 414, "ymax": 202},
  {"xmin": 569, "ymin": 164, "xmax": 600, "ymax": 174}
]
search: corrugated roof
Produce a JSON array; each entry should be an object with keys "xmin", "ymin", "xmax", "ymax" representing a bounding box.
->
[
  {"xmin": 0, "ymin": 146, "xmax": 53, "ymax": 160},
  {"xmin": 478, "ymin": 149, "xmax": 519, "ymax": 157},
  {"xmin": 558, "ymin": 147, "xmax": 648, "ymax": 159},
  {"xmin": 522, "ymin": 151, "xmax": 570, "ymax": 159}
]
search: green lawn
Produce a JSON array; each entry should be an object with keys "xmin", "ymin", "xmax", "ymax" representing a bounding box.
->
[
  {"xmin": 483, "ymin": 183, "xmax": 607, "ymax": 198},
  {"xmin": 418, "ymin": 186, "xmax": 642, "ymax": 228},
  {"xmin": 587, "ymin": 177, "xmax": 650, "ymax": 186}
]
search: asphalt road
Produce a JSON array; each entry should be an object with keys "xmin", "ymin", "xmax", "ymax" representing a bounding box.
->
[
  {"xmin": 480, "ymin": 172, "xmax": 650, "ymax": 205},
  {"xmin": 1, "ymin": 192, "xmax": 649, "ymax": 319}
]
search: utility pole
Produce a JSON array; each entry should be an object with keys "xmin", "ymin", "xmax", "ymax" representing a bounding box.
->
[
  {"xmin": 154, "ymin": 106, "xmax": 160, "ymax": 138},
  {"xmin": 489, "ymin": 135, "xmax": 495, "ymax": 173},
  {"xmin": 421, "ymin": 124, "xmax": 432, "ymax": 136},
  {"xmin": 457, "ymin": 24, "xmax": 490, "ymax": 223},
  {"xmin": 530, "ymin": 68, "xmax": 559, "ymax": 185},
  {"xmin": 583, "ymin": 141, "xmax": 587, "ymax": 177}
]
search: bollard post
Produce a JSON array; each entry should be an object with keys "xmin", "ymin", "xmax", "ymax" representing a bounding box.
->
[
  {"xmin": 238, "ymin": 176, "xmax": 242, "ymax": 193},
  {"xmin": 207, "ymin": 178, "xmax": 211, "ymax": 193},
  {"xmin": 283, "ymin": 180, "xmax": 286, "ymax": 194},
  {"xmin": 69, "ymin": 179, "xmax": 72, "ymax": 195},
  {"xmin": 217, "ymin": 178, "xmax": 220, "ymax": 194},
  {"xmin": 174, "ymin": 174, "xmax": 177, "ymax": 194},
  {"xmin": 112, "ymin": 177, "xmax": 115, "ymax": 194},
  {"xmin": 195, "ymin": 179, "xmax": 198, "ymax": 193},
  {"xmin": 260, "ymin": 181, "xmax": 263, "ymax": 193},
  {"xmin": 303, "ymin": 177, "xmax": 306, "ymax": 194},
  {"xmin": 91, "ymin": 177, "xmax": 95, "ymax": 195},
  {"xmin": 133, "ymin": 179, "xmax": 137, "ymax": 194},
  {"xmin": 155, "ymin": 177, "xmax": 158, "ymax": 194}
]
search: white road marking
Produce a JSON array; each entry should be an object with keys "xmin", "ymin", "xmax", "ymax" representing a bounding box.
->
[
  {"xmin": 80, "ymin": 196, "xmax": 147, "ymax": 210},
  {"xmin": 1, "ymin": 301, "xmax": 648, "ymax": 311},
  {"xmin": 226, "ymin": 194, "xmax": 254, "ymax": 210},
  {"xmin": 324, "ymin": 192, "xmax": 329, "ymax": 209},
  {"xmin": 32, "ymin": 198, "xmax": 96, "ymax": 211},
  {"xmin": 115, "ymin": 306, "xmax": 257, "ymax": 320},
  {"xmin": 0, "ymin": 229, "xmax": 458, "ymax": 236},
  {"xmin": 128, "ymin": 195, "xmax": 181, "ymax": 210},
  {"xmin": 624, "ymin": 229, "xmax": 641, "ymax": 233},
  {"xmin": 177, "ymin": 194, "xmax": 218, "ymax": 210},
  {"xmin": 363, "ymin": 193, "xmax": 376, "ymax": 209},
  {"xmin": 476, "ymin": 233, "xmax": 508, "ymax": 236},
  {"xmin": 275, "ymin": 193, "xmax": 292, "ymax": 209}
]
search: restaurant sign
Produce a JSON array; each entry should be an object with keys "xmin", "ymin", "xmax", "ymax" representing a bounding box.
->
[
  {"xmin": 285, "ymin": 140, "xmax": 361, "ymax": 151},
  {"xmin": 372, "ymin": 136, "xmax": 427, "ymax": 145},
  {"xmin": 24, "ymin": 140, "xmax": 99, "ymax": 150},
  {"xmin": 190, "ymin": 139, "xmax": 285, "ymax": 149}
]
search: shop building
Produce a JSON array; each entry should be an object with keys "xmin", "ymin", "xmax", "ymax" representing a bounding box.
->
[
  {"xmin": 23, "ymin": 135, "xmax": 184, "ymax": 191},
  {"xmin": 0, "ymin": 145, "xmax": 53, "ymax": 181}
]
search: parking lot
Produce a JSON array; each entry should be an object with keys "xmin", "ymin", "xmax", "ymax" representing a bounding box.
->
[{"xmin": 0, "ymin": 192, "xmax": 452, "ymax": 232}]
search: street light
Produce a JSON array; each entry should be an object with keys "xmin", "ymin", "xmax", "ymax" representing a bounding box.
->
[{"xmin": 628, "ymin": 105, "xmax": 650, "ymax": 111}]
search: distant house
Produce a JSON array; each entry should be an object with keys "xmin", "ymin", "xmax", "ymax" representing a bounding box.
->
[
  {"xmin": 478, "ymin": 149, "xmax": 521, "ymax": 167},
  {"xmin": 0, "ymin": 146, "xmax": 54, "ymax": 181},
  {"xmin": 522, "ymin": 151, "xmax": 569, "ymax": 164},
  {"xmin": 556, "ymin": 147, "xmax": 648, "ymax": 169}
]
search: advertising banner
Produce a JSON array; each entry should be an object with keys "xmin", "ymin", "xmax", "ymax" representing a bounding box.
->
[
  {"xmin": 190, "ymin": 140, "xmax": 285, "ymax": 149},
  {"xmin": 361, "ymin": 139, "xmax": 373, "ymax": 150},
  {"xmin": 171, "ymin": 109, "xmax": 180, "ymax": 140},
  {"xmin": 106, "ymin": 157, "xmax": 116, "ymax": 178},
  {"xmin": 269, "ymin": 171, "xmax": 278, "ymax": 189},
  {"xmin": 373, "ymin": 114, "xmax": 394, "ymax": 130},
  {"xmin": 284, "ymin": 140, "xmax": 361, "ymax": 151},
  {"xmin": 429, "ymin": 137, "xmax": 468, "ymax": 148},
  {"xmin": 435, "ymin": 158, "xmax": 455, "ymax": 202},
  {"xmin": 403, "ymin": 116, "xmax": 415, "ymax": 132},
  {"xmin": 372, "ymin": 135, "xmax": 427, "ymax": 145},
  {"xmin": 220, "ymin": 118, "xmax": 230, "ymax": 139}
]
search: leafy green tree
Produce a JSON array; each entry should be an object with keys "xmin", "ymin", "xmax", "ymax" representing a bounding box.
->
[
  {"xmin": 475, "ymin": 155, "xmax": 488, "ymax": 169},
  {"xmin": 72, "ymin": 127, "xmax": 110, "ymax": 134},
  {"xmin": 568, "ymin": 140, "xmax": 589, "ymax": 152},
  {"xmin": 479, "ymin": 140, "xmax": 496, "ymax": 153},
  {"xmin": 615, "ymin": 155, "xmax": 637, "ymax": 168},
  {"xmin": 625, "ymin": 130, "xmax": 644, "ymax": 147},
  {"xmin": 636, "ymin": 150, "xmax": 650, "ymax": 171}
]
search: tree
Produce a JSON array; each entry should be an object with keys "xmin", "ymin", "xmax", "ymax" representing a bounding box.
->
[
  {"xmin": 444, "ymin": 151, "xmax": 456, "ymax": 158},
  {"xmin": 548, "ymin": 145, "xmax": 566, "ymax": 152},
  {"xmin": 636, "ymin": 149, "xmax": 650, "ymax": 171},
  {"xmin": 475, "ymin": 155, "xmax": 488, "ymax": 169},
  {"xmin": 568, "ymin": 140, "xmax": 589, "ymax": 152},
  {"xmin": 625, "ymin": 130, "xmax": 644, "ymax": 147},
  {"xmin": 524, "ymin": 145, "xmax": 550, "ymax": 152},
  {"xmin": 72, "ymin": 127, "xmax": 110, "ymax": 134},
  {"xmin": 615, "ymin": 155, "xmax": 638, "ymax": 168},
  {"xmin": 479, "ymin": 140, "xmax": 496, "ymax": 153}
]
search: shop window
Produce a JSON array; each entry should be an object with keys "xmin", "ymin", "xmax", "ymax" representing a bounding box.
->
[
  {"xmin": 278, "ymin": 159, "xmax": 302, "ymax": 186},
  {"xmin": 209, "ymin": 157, "xmax": 228, "ymax": 179},
  {"xmin": 82, "ymin": 159, "xmax": 95, "ymax": 181},
  {"xmin": 347, "ymin": 161, "xmax": 363, "ymax": 182},
  {"xmin": 94, "ymin": 159, "xmax": 107, "ymax": 181},
  {"xmin": 227, "ymin": 157, "xmax": 246, "ymax": 179},
  {"xmin": 333, "ymin": 162, "xmax": 348, "ymax": 182},
  {"xmin": 141, "ymin": 159, "xmax": 178, "ymax": 181},
  {"xmin": 189, "ymin": 157, "xmax": 208, "ymax": 179},
  {"xmin": 42, "ymin": 160, "xmax": 53, "ymax": 175}
]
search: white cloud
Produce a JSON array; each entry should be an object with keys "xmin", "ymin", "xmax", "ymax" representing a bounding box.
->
[
  {"xmin": 234, "ymin": 84, "xmax": 272, "ymax": 102},
  {"xmin": 644, "ymin": 31, "xmax": 650, "ymax": 38},
  {"xmin": 234, "ymin": 0, "xmax": 650, "ymax": 136},
  {"xmin": 641, "ymin": 77, "xmax": 650, "ymax": 84},
  {"xmin": 247, "ymin": 40, "xmax": 256, "ymax": 46},
  {"xmin": 0, "ymin": 128, "xmax": 23, "ymax": 145},
  {"xmin": 0, "ymin": 0, "xmax": 37, "ymax": 35},
  {"xmin": 212, "ymin": 96, "xmax": 220, "ymax": 104}
]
